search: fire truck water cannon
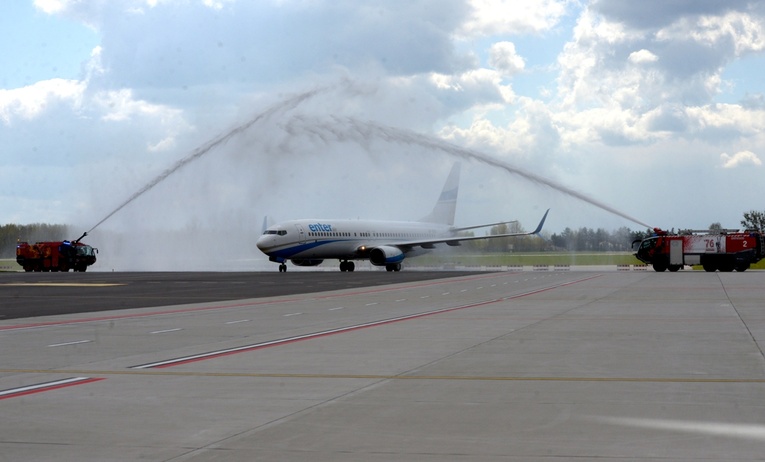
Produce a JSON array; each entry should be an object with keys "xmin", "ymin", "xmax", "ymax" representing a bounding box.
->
[
  {"xmin": 16, "ymin": 232, "xmax": 98, "ymax": 272},
  {"xmin": 632, "ymin": 227, "xmax": 765, "ymax": 272}
]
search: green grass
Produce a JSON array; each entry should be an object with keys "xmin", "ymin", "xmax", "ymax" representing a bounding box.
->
[
  {"xmin": 414, "ymin": 251, "xmax": 643, "ymax": 267},
  {"xmin": 415, "ymin": 251, "xmax": 765, "ymax": 270},
  {"xmin": 0, "ymin": 258, "xmax": 20, "ymax": 272}
]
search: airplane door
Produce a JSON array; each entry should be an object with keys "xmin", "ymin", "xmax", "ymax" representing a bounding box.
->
[{"xmin": 295, "ymin": 224, "xmax": 306, "ymax": 244}]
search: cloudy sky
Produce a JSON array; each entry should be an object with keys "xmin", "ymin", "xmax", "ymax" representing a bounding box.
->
[{"xmin": 3, "ymin": 0, "xmax": 765, "ymax": 267}]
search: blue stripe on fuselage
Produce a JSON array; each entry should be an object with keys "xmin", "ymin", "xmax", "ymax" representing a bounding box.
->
[{"xmin": 267, "ymin": 240, "xmax": 345, "ymax": 259}]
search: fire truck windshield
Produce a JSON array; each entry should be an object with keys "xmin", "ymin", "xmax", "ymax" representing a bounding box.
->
[
  {"xmin": 76, "ymin": 245, "xmax": 95, "ymax": 257},
  {"xmin": 639, "ymin": 238, "xmax": 657, "ymax": 251}
]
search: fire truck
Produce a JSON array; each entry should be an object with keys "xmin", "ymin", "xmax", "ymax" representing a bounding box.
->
[
  {"xmin": 633, "ymin": 228, "xmax": 765, "ymax": 272},
  {"xmin": 16, "ymin": 232, "xmax": 97, "ymax": 272}
]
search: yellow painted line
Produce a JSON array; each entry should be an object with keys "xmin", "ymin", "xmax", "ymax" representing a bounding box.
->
[
  {"xmin": 0, "ymin": 283, "xmax": 125, "ymax": 287},
  {"xmin": 1, "ymin": 369, "xmax": 764, "ymax": 383}
]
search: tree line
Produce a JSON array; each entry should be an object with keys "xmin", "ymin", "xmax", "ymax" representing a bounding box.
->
[
  {"xmin": 464, "ymin": 209, "xmax": 765, "ymax": 253},
  {"xmin": 0, "ymin": 224, "xmax": 70, "ymax": 258},
  {"xmin": 3, "ymin": 210, "xmax": 764, "ymax": 258}
]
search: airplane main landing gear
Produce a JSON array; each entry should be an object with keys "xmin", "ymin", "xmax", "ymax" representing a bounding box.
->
[
  {"xmin": 385, "ymin": 263, "xmax": 401, "ymax": 272},
  {"xmin": 340, "ymin": 261, "xmax": 355, "ymax": 272},
  {"xmin": 278, "ymin": 263, "xmax": 287, "ymax": 272}
]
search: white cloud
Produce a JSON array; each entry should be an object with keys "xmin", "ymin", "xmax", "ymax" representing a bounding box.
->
[
  {"xmin": 461, "ymin": 0, "xmax": 570, "ymax": 37},
  {"xmin": 720, "ymin": 150, "xmax": 762, "ymax": 168},
  {"xmin": 33, "ymin": 0, "xmax": 67, "ymax": 14},
  {"xmin": 657, "ymin": 11, "xmax": 765, "ymax": 56},
  {"xmin": 628, "ymin": 49, "xmax": 658, "ymax": 64},
  {"xmin": 553, "ymin": 4, "xmax": 765, "ymax": 149},
  {"xmin": 8, "ymin": 0, "xmax": 765, "ymax": 239},
  {"xmin": 489, "ymin": 42, "xmax": 526, "ymax": 76},
  {"xmin": 0, "ymin": 79, "xmax": 85, "ymax": 124}
]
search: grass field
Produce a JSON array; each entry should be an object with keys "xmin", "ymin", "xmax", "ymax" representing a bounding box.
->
[
  {"xmin": 415, "ymin": 251, "xmax": 643, "ymax": 267},
  {"xmin": 417, "ymin": 251, "xmax": 765, "ymax": 270},
  {"xmin": 0, "ymin": 258, "xmax": 20, "ymax": 272}
]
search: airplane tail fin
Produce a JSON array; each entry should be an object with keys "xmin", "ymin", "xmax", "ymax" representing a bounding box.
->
[
  {"xmin": 261, "ymin": 216, "xmax": 275, "ymax": 233},
  {"xmin": 419, "ymin": 163, "xmax": 460, "ymax": 225}
]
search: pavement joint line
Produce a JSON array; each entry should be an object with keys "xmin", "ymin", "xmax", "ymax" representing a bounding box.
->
[{"xmin": 1, "ymin": 369, "xmax": 764, "ymax": 383}]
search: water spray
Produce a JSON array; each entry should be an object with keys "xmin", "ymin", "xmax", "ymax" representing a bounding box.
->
[
  {"xmin": 283, "ymin": 115, "xmax": 653, "ymax": 229},
  {"xmin": 86, "ymin": 80, "xmax": 651, "ymax": 234},
  {"xmin": 86, "ymin": 86, "xmax": 330, "ymax": 233}
]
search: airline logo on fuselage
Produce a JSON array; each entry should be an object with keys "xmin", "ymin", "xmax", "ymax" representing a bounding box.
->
[{"xmin": 308, "ymin": 223, "xmax": 333, "ymax": 232}]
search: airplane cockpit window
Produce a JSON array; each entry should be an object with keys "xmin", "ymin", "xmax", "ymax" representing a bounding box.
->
[{"xmin": 263, "ymin": 230, "xmax": 288, "ymax": 236}]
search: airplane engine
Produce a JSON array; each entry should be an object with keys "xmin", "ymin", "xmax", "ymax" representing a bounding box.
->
[
  {"xmin": 369, "ymin": 246, "xmax": 405, "ymax": 266},
  {"xmin": 291, "ymin": 259, "xmax": 324, "ymax": 267}
]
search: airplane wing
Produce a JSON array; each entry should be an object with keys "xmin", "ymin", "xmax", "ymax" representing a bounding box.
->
[
  {"xmin": 451, "ymin": 220, "xmax": 518, "ymax": 232},
  {"xmin": 395, "ymin": 209, "xmax": 549, "ymax": 250}
]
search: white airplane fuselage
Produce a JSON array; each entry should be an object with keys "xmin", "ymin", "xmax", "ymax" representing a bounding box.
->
[
  {"xmin": 256, "ymin": 163, "xmax": 549, "ymax": 272},
  {"xmin": 257, "ymin": 219, "xmax": 453, "ymax": 264}
]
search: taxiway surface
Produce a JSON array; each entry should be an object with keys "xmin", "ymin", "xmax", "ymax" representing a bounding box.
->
[
  {"xmin": 0, "ymin": 271, "xmax": 477, "ymax": 320},
  {"xmin": 1, "ymin": 270, "xmax": 765, "ymax": 461}
]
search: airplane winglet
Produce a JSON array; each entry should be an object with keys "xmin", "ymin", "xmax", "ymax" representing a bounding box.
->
[{"xmin": 531, "ymin": 209, "xmax": 550, "ymax": 235}]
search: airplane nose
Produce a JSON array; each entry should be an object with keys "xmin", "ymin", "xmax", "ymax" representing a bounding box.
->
[{"xmin": 256, "ymin": 236, "xmax": 269, "ymax": 251}]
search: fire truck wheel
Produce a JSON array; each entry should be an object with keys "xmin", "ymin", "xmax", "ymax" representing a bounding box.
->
[
  {"xmin": 719, "ymin": 260, "xmax": 735, "ymax": 272},
  {"xmin": 652, "ymin": 262, "xmax": 667, "ymax": 272},
  {"xmin": 702, "ymin": 262, "xmax": 716, "ymax": 272}
]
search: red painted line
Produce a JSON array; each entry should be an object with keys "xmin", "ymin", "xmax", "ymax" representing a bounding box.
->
[
  {"xmin": 0, "ymin": 377, "xmax": 105, "ymax": 401},
  {"xmin": 0, "ymin": 272, "xmax": 523, "ymax": 332},
  {"xmin": 132, "ymin": 274, "xmax": 601, "ymax": 369}
]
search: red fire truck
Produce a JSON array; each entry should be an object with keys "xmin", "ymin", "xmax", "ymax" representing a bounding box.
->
[
  {"xmin": 16, "ymin": 232, "xmax": 97, "ymax": 272},
  {"xmin": 633, "ymin": 228, "xmax": 765, "ymax": 272}
]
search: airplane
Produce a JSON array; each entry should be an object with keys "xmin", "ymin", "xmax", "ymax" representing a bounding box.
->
[{"xmin": 256, "ymin": 163, "xmax": 549, "ymax": 272}]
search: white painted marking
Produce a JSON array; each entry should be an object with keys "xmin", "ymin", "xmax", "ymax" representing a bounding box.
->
[
  {"xmin": 0, "ymin": 377, "xmax": 93, "ymax": 397},
  {"xmin": 131, "ymin": 276, "xmax": 598, "ymax": 370},
  {"xmin": 442, "ymin": 292, "xmax": 450, "ymax": 295},
  {"xmin": 365, "ymin": 302, "xmax": 378, "ymax": 306},
  {"xmin": 225, "ymin": 319, "xmax": 251, "ymax": 325},
  {"xmin": 284, "ymin": 312, "xmax": 303, "ymax": 317},
  {"xmin": 595, "ymin": 416, "xmax": 765, "ymax": 442},
  {"xmin": 460, "ymin": 289, "xmax": 468, "ymax": 293},
  {"xmin": 395, "ymin": 299, "xmax": 407, "ymax": 302},
  {"xmin": 329, "ymin": 307, "xmax": 344, "ymax": 311},
  {"xmin": 151, "ymin": 328, "xmax": 182, "ymax": 334},
  {"xmin": 420, "ymin": 295, "xmax": 430, "ymax": 299},
  {"xmin": 48, "ymin": 340, "xmax": 92, "ymax": 347}
]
